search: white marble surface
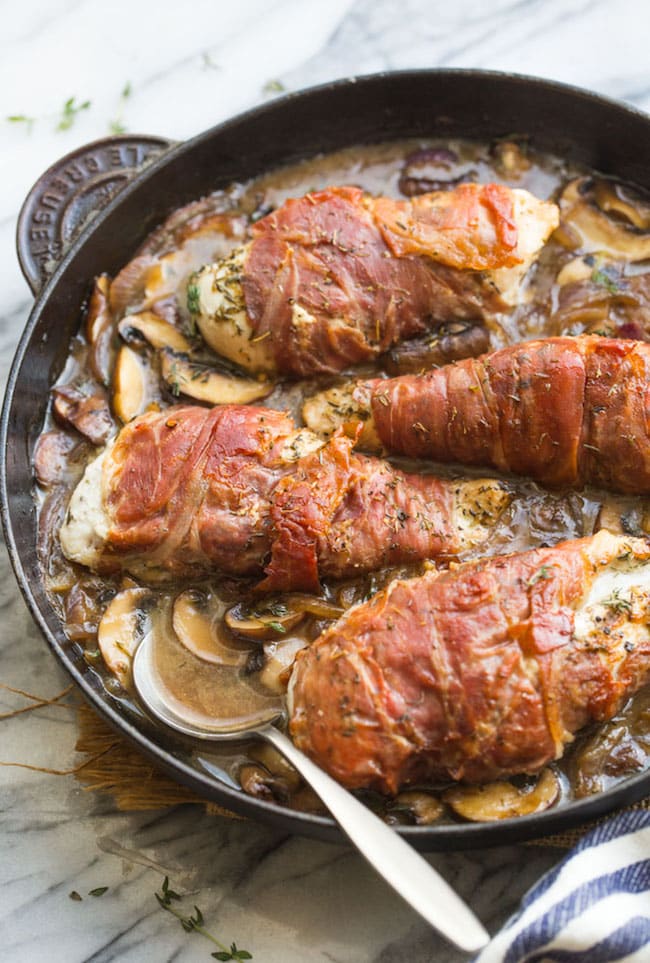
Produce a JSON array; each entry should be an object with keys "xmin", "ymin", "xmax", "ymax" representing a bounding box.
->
[{"xmin": 2, "ymin": 0, "xmax": 650, "ymax": 960}]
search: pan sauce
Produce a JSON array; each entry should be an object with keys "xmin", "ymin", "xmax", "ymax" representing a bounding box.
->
[{"xmin": 34, "ymin": 137, "xmax": 650, "ymax": 825}]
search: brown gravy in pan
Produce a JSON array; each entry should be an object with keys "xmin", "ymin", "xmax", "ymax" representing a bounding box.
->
[{"xmin": 34, "ymin": 138, "xmax": 650, "ymax": 825}]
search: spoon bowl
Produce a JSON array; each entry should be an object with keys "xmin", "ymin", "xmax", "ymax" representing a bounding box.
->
[{"xmin": 132, "ymin": 633, "xmax": 490, "ymax": 954}]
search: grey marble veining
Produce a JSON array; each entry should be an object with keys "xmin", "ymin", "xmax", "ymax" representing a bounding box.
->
[{"xmin": 3, "ymin": 0, "xmax": 650, "ymax": 959}]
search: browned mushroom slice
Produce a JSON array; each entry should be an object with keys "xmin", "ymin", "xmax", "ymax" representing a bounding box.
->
[
  {"xmin": 260, "ymin": 637, "xmax": 308, "ymax": 693},
  {"xmin": 86, "ymin": 275, "xmax": 115, "ymax": 387},
  {"xmin": 172, "ymin": 589, "xmax": 252, "ymax": 666},
  {"xmin": 384, "ymin": 322, "xmax": 490, "ymax": 375},
  {"xmin": 391, "ymin": 791, "xmax": 444, "ymax": 825},
  {"xmin": 117, "ymin": 311, "xmax": 191, "ymax": 353},
  {"xmin": 109, "ymin": 209, "xmax": 248, "ymax": 316},
  {"xmin": 595, "ymin": 496, "xmax": 650, "ymax": 538},
  {"xmin": 238, "ymin": 763, "xmax": 291, "ymax": 803},
  {"xmin": 97, "ymin": 587, "xmax": 153, "ymax": 686},
  {"xmin": 160, "ymin": 348, "xmax": 272, "ymax": 405},
  {"xmin": 33, "ymin": 431, "xmax": 80, "ymax": 487},
  {"xmin": 226, "ymin": 595, "xmax": 343, "ymax": 641},
  {"xmin": 112, "ymin": 344, "xmax": 155, "ymax": 423},
  {"xmin": 249, "ymin": 743, "xmax": 302, "ymax": 792},
  {"xmin": 52, "ymin": 384, "xmax": 114, "ymax": 446},
  {"xmin": 491, "ymin": 140, "xmax": 531, "ymax": 179},
  {"xmin": 593, "ymin": 179, "xmax": 650, "ymax": 230},
  {"xmin": 443, "ymin": 768, "xmax": 561, "ymax": 822},
  {"xmin": 558, "ymin": 177, "xmax": 650, "ymax": 260}
]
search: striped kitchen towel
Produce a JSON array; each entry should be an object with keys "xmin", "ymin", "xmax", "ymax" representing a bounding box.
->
[{"xmin": 475, "ymin": 809, "xmax": 650, "ymax": 963}]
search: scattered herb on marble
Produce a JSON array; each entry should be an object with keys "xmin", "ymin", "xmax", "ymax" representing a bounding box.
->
[
  {"xmin": 88, "ymin": 886, "xmax": 109, "ymax": 897},
  {"xmin": 6, "ymin": 114, "xmax": 35, "ymax": 131},
  {"xmin": 263, "ymin": 79, "xmax": 285, "ymax": 94},
  {"xmin": 69, "ymin": 890, "xmax": 83, "ymax": 901},
  {"xmin": 109, "ymin": 82, "xmax": 132, "ymax": 135},
  {"xmin": 57, "ymin": 96, "xmax": 91, "ymax": 131},
  {"xmin": 155, "ymin": 876, "xmax": 252, "ymax": 960}
]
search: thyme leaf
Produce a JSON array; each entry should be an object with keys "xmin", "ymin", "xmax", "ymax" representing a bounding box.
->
[
  {"xmin": 57, "ymin": 96, "xmax": 91, "ymax": 131},
  {"xmin": 527, "ymin": 564, "xmax": 554, "ymax": 587},
  {"xmin": 187, "ymin": 280, "xmax": 201, "ymax": 316},
  {"xmin": 265, "ymin": 621, "xmax": 287, "ymax": 634},
  {"xmin": 591, "ymin": 267, "xmax": 620, "ymax": 294},
  {"xmin": 155, "ymin": 877, "xmax": 252, "ymax": 960},
  {"xmin": 88, "ymin": 886, "xmax": 109, "ymax": 897},
  {"xmin": 263, "ymin": 79, "xmax": 285, "ymax": 94},
  {"xmin": 602, "ymin": 589, "xmax": 633, "ymax": 614},
  {"xmin": 109, "ymin": 81, "xmax": 131, "ymax": 135},
  {"xmin": 6, "ymin": 114, "xmax": 35, "ymax": 132}
]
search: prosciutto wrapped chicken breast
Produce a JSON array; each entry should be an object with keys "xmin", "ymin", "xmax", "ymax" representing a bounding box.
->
[
  {"xmin": 192, "ymin": 183, "xmax": 558, "ymax": 376},
  {"xmin": 289, "ymin": 530, "xmax": 650, "ymax": 793},
  {"xmin": 305, "ymin": 335, "xmax": 650, "ymax": 493},
  {"xmin": 59, "ymin": 404, "xmax": 509, "ymax": 589}
]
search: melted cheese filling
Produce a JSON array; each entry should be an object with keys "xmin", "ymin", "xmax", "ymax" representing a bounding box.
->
[{"xmin": 59, "ymin": 448, "xmax": 110, "ymax": 569}]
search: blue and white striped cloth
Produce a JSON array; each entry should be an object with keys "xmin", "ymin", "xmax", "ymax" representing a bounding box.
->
[{"xmin": 475, "ymin": 810, "xmax": 650, "ymax": 963}]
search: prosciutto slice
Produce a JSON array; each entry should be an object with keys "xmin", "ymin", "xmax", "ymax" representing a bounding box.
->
[
  {"xmin": 305, "ymin": 335, "xmax": 650, "ymax": 493},
  {"xmin": 60, "ymin": 405, "xmax": 509, "ymax": 588},
  {"xmin": 289, "ymin": 531, "xmax": 650, "ymax": 792},
  {"xmin": 195, "ymin": 183, "xmax": 558, "ymax": 376}
]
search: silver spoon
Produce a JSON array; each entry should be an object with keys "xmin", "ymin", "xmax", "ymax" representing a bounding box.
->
[{"xmin": 133, "ymin": 633, "xmax": 489, "ymax": 954}]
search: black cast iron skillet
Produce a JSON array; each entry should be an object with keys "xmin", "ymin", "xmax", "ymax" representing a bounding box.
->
[{"xmin": 5, "ymin": 70, "xmax": 650, "ymax": 850}]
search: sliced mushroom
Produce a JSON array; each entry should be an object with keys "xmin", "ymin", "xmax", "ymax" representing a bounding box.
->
[
  {"xmin": 226, "ymin": 595, "xmax": 343, "ymax": 641},
  {"xmin": 555, "ymin": 255, "xmax": 597, "ymax": 287},
  {"xmin": 443, "ymin": 768, "xmax": 561, "ymax": 822},
  {"xmin": 118, "ymin": 311, "xmax": 191, "ymax": 353},
  {"xmin": 160, "ymin": 348, "xmax": 272, "ymax": 405},
  {"xmin": 225, "ymin": 601, "xmax": 305, "ymax": 641},
  {"xmin": 384, "ymin": 322, "xmax": 490, "ymax": 375},
  {"xmin": 558, "ymin": 177, "xmax": 650, "ymax": 261},
  {"xmin": 52, "ymin": 384, "xmax": 114, "ymax": 446},
  {"xmin": 596, "ymin": 496, "xmax": 647, "ymax": 537},
  {"xmin": 33, "ymin": 431, "xmax": 80, "ymax": 487},
  {"xmin": 260, "ymin": 636, "xmax": 308, "ymax": 693},
  {"xmin": 172, "ymin": 589, "xmax": 252, "ymax": 666},
  {"xmin": 65, "ymin": 579, "xmax": 114, "ymax": 642},
  {"xmin": 249, "ymin": 743, "xmax": 302, "ymax": 792},
  {"xmin": 112, "ymin": 344, "xmax": 154, "ymax": 423},
  {"xmin": 398, "ymin": 147, "xmax": 476, "ymax": 197},
  {"xmin": 97, "ymin": 587, "xmax": 152, "ymax": 686},
  {"xmin": 109, "ymin": 210, "xmax": 247, "ymax": 316},
  {"xmin": 491, "ymin": 140, "xmax": 531, "ymax": 179},
  {"xmin": 392, "ymin": 791, "xmax": 444, "ymax": 825},
  {"xmin": 593, "ymin": 179, "xmax": 650, "ymax": 230},
  {"xmin": 86, "ymin": 274, "xmax": 115, "ymax": 386},
  {"xmin": 238, "ymin": 763, "xmax": 290, "ymax": 803}
]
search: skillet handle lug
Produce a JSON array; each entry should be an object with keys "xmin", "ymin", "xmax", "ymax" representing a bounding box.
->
[{"xmin": 16, "ymin": 134, "xmax": 175, "ymax": 296}]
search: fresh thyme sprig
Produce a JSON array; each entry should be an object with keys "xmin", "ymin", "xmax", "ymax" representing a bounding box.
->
[
  {"xmin": 155, "ymin": 876, "xmax": 252, "ymax": 960},
  {"xmin": 602, "ymin": 588, "xmax": 633, "ymax": 614},
  {"xmin": 109, "ymin": 82, "xmax": 132, "ymax": 135},
  {"xmin": 6, "ymin": 114, "xmax": 35, "ymax": 132},
  {"xmin": 57, "ymin": 96, "xmax": 91, "ymax": 131}
]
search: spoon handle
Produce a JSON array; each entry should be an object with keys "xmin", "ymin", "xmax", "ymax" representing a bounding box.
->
[{"xmin": 261, "ymin": 726, "xmax": 489, "ymax": 953}]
